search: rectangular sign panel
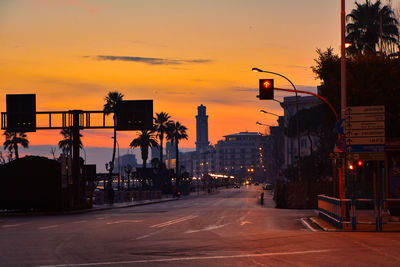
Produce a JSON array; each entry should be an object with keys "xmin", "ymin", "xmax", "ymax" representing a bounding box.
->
[
  {"xmin": 346, "ymin": 145, "xmax": 385, "ymax": 153},
  {"xmin": 345, "ymin": 105, "xmax": 384, "ymax": 114},
  {"xmin": 6, "ymin": 94, "xmax": 36, "ymax": 132},
  {"xmin": 345, "ymin": 121, "xmax": 385, "ymax": 130},
  {"xmin": 346, "ymin": 136, "xmax": 385, "ymax": 145},
  {"xmin": 347, "ymin": 152, "xmax": 385, "ymax": 161},
  {"xmin": 345, "ymin": 129, "xmax": 385, "ymax": 137},
  {"xmin": 346, "ymin": 113, "xmax": 385, "ymax": 122},
  {"xmin": 115, "ymin": 100, "xmax": 153, "ymax": 131}
]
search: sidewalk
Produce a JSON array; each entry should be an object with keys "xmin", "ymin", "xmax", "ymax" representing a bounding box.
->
[
  {"xmin": 311, "ymin": 215, "xmax": 400, "ymax": 232},
  {"xmin": 0, "ymin": 196, "xmax": 179, "ymax": 217}
]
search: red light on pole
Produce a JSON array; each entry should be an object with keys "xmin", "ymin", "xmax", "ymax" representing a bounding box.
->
[
  {"xmin": 259, "ymin": 79, "xmax": 274, "ymax": 100},
  {"xmin": 357, "ymin": 160, "xmax": 363, "ymax": 167}
]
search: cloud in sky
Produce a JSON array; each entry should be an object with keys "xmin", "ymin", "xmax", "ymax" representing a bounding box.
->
[
  {"xmin": 89, "ymin": 55, "xmax": 212, "ymax": 66},
  {"xmin": 26, "ymin": 0, "xmax": 102, "ymax": 13}
]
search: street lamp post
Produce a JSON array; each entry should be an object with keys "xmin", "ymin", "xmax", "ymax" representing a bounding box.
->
[
  {"xmin": 340, "ymin": 0, "xmax": 346, "ymax": 200},
  {"xmin": 253, "ymin": 68, "xmax": 302, "ymax": 181},
  {"xmin": 260, "ymin": 110, "xmax": 280, "ymax": 117}
]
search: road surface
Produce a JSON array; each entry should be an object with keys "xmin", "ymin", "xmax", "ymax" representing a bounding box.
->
[{"xmin": 1, "ymin": 185, "xmax": 400, "ymax": 266}]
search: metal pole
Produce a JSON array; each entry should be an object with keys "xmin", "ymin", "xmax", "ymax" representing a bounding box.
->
[
  {"xmin": 72, "ymin": 110, "xmax": 82, "ymax": 208},
  {"xmin": 259, "ymin": 70, "xmax": 301, "ymax": 181},
  {"xmin": 340, "ymin": 0, "xmax": 346, "ymax": 199}
]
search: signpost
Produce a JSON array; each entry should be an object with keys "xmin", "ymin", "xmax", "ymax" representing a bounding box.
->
[{"xmin": 345, "ymin": 105, "xmax": 385, "ymax": 153}]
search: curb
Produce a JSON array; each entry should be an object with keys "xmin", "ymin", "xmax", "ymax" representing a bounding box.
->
[
  {"xmin": 0, "ymin": 198, "xmax": 179, "ymax": 217},
  {"xmin": 310, "ymin": 217, "xmax": 337, "ymax": 232}
]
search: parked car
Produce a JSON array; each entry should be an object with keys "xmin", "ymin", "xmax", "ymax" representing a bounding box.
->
[
  {"xmin": 233, "ymin": 184, "xmax": 240, "ymax": 188},
  {"xmin": 263, "ymin": 183, "xmax": 273, "ymax": 190}
]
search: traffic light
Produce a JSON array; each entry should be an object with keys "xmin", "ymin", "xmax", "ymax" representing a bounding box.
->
[
  {"xmin": 357, "ymin": 160, "xmax": 363, "ymax": 167},
  {"xmin": 259, "ymin": 79, "xmax": 274, "ymax": 100}
]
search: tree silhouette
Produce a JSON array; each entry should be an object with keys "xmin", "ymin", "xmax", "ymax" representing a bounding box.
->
[
  {"xmin": 58, "ymin": 128, "xmax": 82, "ymax": 156},
  {"xmin": 154, "ymin": 112, "xmax": 171, "ymax": 168},
  {"xmin": 130, "ymin": 130, "xmax": 158, "ymax": 169},
  {"xmin": 166, "ymin": 121, "xmax": 188, "ymax": 176},
  {"xmin": 3, "ymin": 130, "xmax": 29, "ymax": 160},
  {"xmin": 346, "ymin": 0, "xmax": 399, "ymax": 55},
  {"xmin": 104, "ymin": 91, "xmax": 124, "ymax": 174}
]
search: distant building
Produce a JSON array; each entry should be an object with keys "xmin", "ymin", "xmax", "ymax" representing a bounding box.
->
[
  {"xmin": 114, "ymin": 154, "xmax": 138, "ymax": 174},
  {"xmin": 166, "ymin": 141, "xmax": 176, "ymax": 169},
  {"xmin": 214, "ymin": 132, "xmax": 268, "ymax": 180},
  {"xmin": 181, "ymin": 131, "xmax": 268, "ymax": 182},
  {"xmin": 151, "ymin": 146, "xmax": 161, "ymax": 161},
  {"xmin": 280, "ymin": 96, "xmax": 320, "ymax": 167},
  {"xmin": 196, "ymin": 104, "xmax": 209, "ymax": 152}
]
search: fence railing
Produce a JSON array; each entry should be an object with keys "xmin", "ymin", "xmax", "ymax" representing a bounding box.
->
[
  {"xmin": 318, "ymin": 195, "xmax": 400, "ymax": 231},
  {"xmin": 317, "ymin": 195, "xmax": 352, "ymax": 229}
]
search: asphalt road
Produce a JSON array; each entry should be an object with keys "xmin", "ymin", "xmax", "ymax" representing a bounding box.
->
[{"xmin": 1, "ymin": 185, "xmax": 400, "ymax": 267}]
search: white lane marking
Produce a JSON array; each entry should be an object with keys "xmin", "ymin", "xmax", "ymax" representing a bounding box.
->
[
  {"xmin": 39, "ymin": 225, "xmax": 59, "ymax": 230},
  {"xmin": 135, "ymin": 227, "xmax": 167, "ymax": 240},
  {"xmin": 300, "ymin": 218, "xmax": 317, "ymax": 232},
  {"xmin": 106, "ymin": 220, "xmax": 142, "ymax": 225},
  {"xmin": 36, "ymin": 249, "xmax": 332, "ymax": 267},
  {"xmin": 2, "ymin": 223, "xmax": 28, "ymax": 228},
  {"xmin": 150, "ymin": 215, "xmax": 198, "ymax": 228},
  {"xmin": 185, "ymin": 223, "xmax": 229, "ymax": 234},
  {"xmin": 240, "ymin": 220, "xmax": 252, "ymax": 226},
  {"xmin": 72, "ymin": 220, "xmax": 88, "ymax": 224}
]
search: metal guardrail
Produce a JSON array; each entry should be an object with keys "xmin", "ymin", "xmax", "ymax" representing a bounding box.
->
[
  {"xmin": 318, "ymin": 195, "xmax": 384, "ymax": 230},
  {"xmin": 379, "ymin": 199, "xmax": 400, "ymax": 231},
  {"xmin": 351, "ymin": 198, "xmax": 379, "ymax": 231},
  {"xmin": 318, "ymin": 195, "xmax": 352, "ymax": 229}
]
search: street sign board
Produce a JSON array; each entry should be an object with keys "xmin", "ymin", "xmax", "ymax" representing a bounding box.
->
[
  {"xmin": 347, "ymin": 152, "xmax": 385, "ymax": 161},
  {"xmin": 6, "ymin": 94, "xmax": 36, "ymax": 132},
  {"xmin": 345, "ymin": 129, "xmax": 385, "ymax": 138},
  {"xmin": 346, "ymin": 113, "xmax": 385, "ymax": 122},
  {"xmin": 345, "ymin": 105, "xmax": 384, "ymax": 114},
  {"xmin": 346, "ymin": 145, "xmax": 385, "ymax": 153},
  {"xmin": 346, "ymin": 136, "xmax": 385, "ymax": 145},
  {"xmin": 115, "ymin": 100, "xmax": 153, "ymax": 131},
  {"xmin": 345, "ymin": 121, "xmax": 384, "ymax": 130},
  {"xmin": 345, "ymin": 105, "xmax": 385, "ymax": 146}
]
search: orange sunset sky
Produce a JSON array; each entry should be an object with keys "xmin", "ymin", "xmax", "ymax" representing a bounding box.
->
[{"xmin": 2, "ymin": 0, "xmax": 398, "ymax": 150}]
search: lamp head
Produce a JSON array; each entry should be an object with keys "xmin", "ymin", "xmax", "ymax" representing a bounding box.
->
[{"xmin": 252, "ymin": 67, "xmax": 263, "ymax": 72}]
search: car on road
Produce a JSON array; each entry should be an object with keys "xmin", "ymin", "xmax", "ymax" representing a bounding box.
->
[
  {"xmin": 233, "ymin": 184, "xmax": 240, "ymax": 188},
  {"xmin": 263, "ymin": 183, "xmax": 273, "ymax": 190}
]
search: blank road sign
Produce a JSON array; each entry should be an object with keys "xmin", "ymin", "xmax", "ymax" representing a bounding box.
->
[
  {"xmin": 115, "ymin": 100, "xmax": 153, "ymax": 131},
  {"xmin": 6, "ymin": 94, "xmax": 36, "ymax": 132}
]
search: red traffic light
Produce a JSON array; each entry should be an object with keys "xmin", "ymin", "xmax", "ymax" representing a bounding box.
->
[
  {"xmin": 357, "ymin": 160, "xmax": 363, "ymax": 167},
  {"xmin": 259, "ymin": 79, "xmax": 274, "ymax": 100}
]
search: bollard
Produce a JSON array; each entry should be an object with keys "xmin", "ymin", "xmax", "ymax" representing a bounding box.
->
[{"xmin": 260, "ymin": 192, "xmax": 264, "ymax": 205}]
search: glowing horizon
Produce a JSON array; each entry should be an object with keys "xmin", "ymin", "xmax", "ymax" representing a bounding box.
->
[{"xmin": 2, "ymin": 0, "xmax": 384, "ymax": 150}]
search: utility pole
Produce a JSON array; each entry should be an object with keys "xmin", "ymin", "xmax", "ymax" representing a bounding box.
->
[{"xmin": 340, "ymin": 0, "xmax": 346, "ymax": 200}]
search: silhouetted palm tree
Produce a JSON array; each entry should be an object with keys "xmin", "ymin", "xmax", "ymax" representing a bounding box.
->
[
  {"xmin": 346, "ymin": 0, "xmax": 399, "ymax": 55},
  {"xmin": 130, "ymin": 130, "xmax": 158, "ymax": 169},
  {"xmin": 154, "ymin": 112, "xmax": 171, "ymax": 167},
  {"xmin": 166, "ymin": 121, "xmax": 188, "ymax": 176},
  {"xmin": 58, "ymin": 128, "xmax": 83, "ymax": 156},
  {"xmin": 3, "ymin": 130, "xmax": 29, "ymax": 160},
  {"xmin": 104, "ymin": 91, "xmax": 124, "ymax": 173}
]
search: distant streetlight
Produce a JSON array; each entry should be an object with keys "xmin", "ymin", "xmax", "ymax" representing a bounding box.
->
[
  {"xmin": 260, "ymin": 110, "xmax": 279, "ymax": 117},
  {"xmin": 253, "ymin": 67, "xmax": 301, "ymax": 181},
  {"xmin": 256, "ymin": 121, "xmax": 273, "ymax": 127}
]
